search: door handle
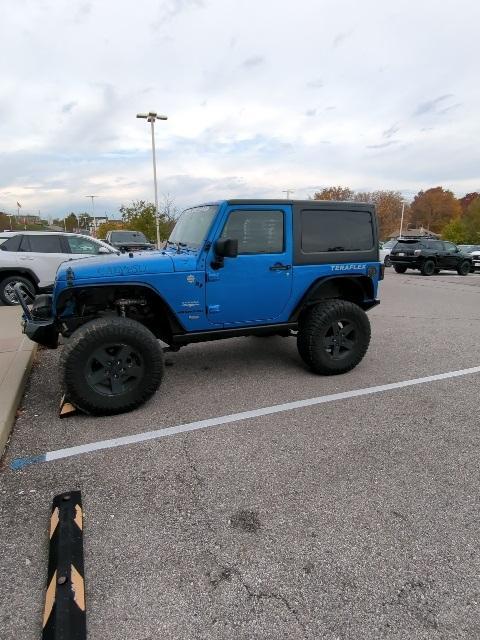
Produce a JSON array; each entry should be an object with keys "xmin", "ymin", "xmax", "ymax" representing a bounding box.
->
[{"xmin": 269, "ymin": 263, "xmax": 291, "ymax": 271}]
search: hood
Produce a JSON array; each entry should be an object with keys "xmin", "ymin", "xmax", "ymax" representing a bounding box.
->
[{"xmin": 56, "ymin": 251, "xmax": 174, "ymax": 282}]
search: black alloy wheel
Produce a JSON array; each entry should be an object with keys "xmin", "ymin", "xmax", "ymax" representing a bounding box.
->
[
  {"xmin": 85, "ymin": 343, "xmax": 145, "ymax": 396},
  {"xmin": 457, "ymin": 260, "xmax": 471, "ymax": 276},
  {"xmin": 62, "ymin": 316, "xmax": 164, "ymax": 415},
  {"xmin": 297, "ymin": 300, "xmax": 371, "ymax": 375},
  {"xmin": 421, "ymin": 259, "xmax": 436, "ymax": 276}
]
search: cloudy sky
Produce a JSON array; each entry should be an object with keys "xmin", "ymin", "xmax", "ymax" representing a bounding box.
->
[{"xmin": 1, "ymin": 0, "xmax": 479, "ymax": 218}]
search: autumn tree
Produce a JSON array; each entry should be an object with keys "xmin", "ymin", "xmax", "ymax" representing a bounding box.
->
[
  {"xmin": 313, "ymin": 186, "xmax": 355, "ymax": 201},
  {"xmin": 463, "ymin": 198, "xmax": 480, "ymax": 243},
  {"xmin": 356, "ymin": 190, "xmax": 408, "ymax": 239},
  {"xmin": 459, "ymin": 192, "xmax": 480, "ymax": 214},
  {"xmin": 441, "ymin": 219, "xmax": 468, "ymax": 245},
  {"xmin": 410, "ymin": 187, "xmax": 461, "ymax": 233}
]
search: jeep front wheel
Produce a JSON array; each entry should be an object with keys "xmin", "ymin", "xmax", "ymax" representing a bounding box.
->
[
  {"xmin": 62, "ymin": 317, "xmax": 164, "ymax": 415},
  {"xmin": 297, "ymin": 300, "xmax": 371, "ymax": 375},
  {"xmin": 394, "ymin": 265, "xmax": 407, "ymax": 274}
]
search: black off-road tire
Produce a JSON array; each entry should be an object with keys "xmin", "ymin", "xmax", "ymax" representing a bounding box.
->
[
  {"xmin": 0, "ymin": 275, "xmax": 35, "ymax": 306},
  {"xmin": 457, "ymin": 260, "xmax": 471, "ymax": 276},
  {"xmin": 297, "ymin": 300, "xmax": 371, "ymax": 375},
  {"xmin": 421, "ymin": 259, "xmax": 436, "ymax": 276},
  {"xmin": 394, "ymin": 265, "xmax": 407, "ymax": 274},
  {"xmin": 61, "ymin": 317, "xmax": 164, "ymax": 415},
  {"xmin": 384, "ymin": 255, "xmax": 392, "ymax": 267}
]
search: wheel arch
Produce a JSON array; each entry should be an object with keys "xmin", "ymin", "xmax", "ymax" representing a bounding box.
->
[
  {"xmin": 56, "ymin": 282, "xmax": 184, "ymax": 342},
  {"xmin": 0, "ymin": 268, "xmax": 39, "ymax": 287},
  {"xmin": 290, "ymin": 275, "xmax": 376, "ymax": 321}
]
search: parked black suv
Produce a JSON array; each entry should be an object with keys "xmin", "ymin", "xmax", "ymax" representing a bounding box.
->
[
  {"xmin": 390, "ymin": 238, "xmax": 472, "ymax": 276},
  {"xmin": 105, "ymin": 230, "xmax": 154, "ymax": 252}
]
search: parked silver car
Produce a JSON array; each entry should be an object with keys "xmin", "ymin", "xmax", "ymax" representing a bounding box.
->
[{"xmin": 0, "ymin": 231, "xmax": 115, "ymax": 305}]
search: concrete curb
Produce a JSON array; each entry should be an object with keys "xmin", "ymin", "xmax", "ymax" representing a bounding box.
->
[{"xmin": 0, "ymin": 310, "xmax": 37, "ymax": 456}]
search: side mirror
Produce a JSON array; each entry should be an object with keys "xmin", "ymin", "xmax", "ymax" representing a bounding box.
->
[
  {"xmin": 215, "ymin": 238, "xmax": 238, "ymax": 258},
  {"xmin": 98, "ymin": 246, "xmax": 111, "ymax": 254},
  {"xmin": 211, "ymin": 238, "xmax": 238, "ymax": 270}
]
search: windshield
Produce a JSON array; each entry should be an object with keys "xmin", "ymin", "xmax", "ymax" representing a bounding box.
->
[
  {"xmin": 168, "ymin": 205, "xmax": 218, "ymax": 248},
  {"xmin": 110, "ymin": 231, "xmax": 148, "ymax": 243}
]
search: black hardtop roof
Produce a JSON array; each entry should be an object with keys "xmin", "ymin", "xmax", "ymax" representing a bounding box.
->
[{"xmin": 226, "ymin": 199, "xmax": 374, "ymax": 210}]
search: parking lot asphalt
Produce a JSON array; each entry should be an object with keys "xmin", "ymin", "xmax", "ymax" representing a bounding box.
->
[{"xmin": 1, "ymin": 270, "xmax": 480, "ymax": 639}]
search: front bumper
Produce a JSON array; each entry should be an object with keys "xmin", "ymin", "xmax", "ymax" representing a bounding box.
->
[
  {"xmin": 23, "ymin": 318, "xmax": 59, "ymax": 348},
  {"xmin": 15, "ymin": 286, "xmax": 59, "ymax": 348}
]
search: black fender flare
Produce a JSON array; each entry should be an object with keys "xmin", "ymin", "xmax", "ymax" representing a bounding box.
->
[{"xmin": 290, "ymin": 274, "xmax": 376, "ymax": 321}]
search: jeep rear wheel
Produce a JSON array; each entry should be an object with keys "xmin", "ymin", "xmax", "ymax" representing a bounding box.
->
[
  {"xmin": 297, "ymin": 300, "xmax": 371, "ymax": 375},
  {"xmin": 421, "ymin": 259, "xmax": 436, "ymax": 276},
  {"xmin": 62, "ymin": 317, "xmax": 164, "ymax": 415},
  {"xmin": 0, "ymin": 275, "xmax": 35, "ymax": 306},
  {"xmin": 457, "ymin": 260, "xmax": 471, "ymax": 276},
  {"xmin": 394, "ymin": 265, "xmax": 407, "ymax": 274}
]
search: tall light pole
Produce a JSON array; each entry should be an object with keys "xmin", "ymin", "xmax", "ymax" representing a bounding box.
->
[
  {"xmin": 399, "ymin": 201, "xmax": 406, "ymax": 238},
  {"xmin": 137, "ymin": 111, "xmax": 168, "ymax": 249},
  {"xmin": 282, "ymin": 189, "xmax": 295, "ymax": 199}
]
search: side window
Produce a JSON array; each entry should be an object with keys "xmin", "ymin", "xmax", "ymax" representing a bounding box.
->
[
  {"xmin": 67, "ymin": 236, "xmax": 102, "ymax": 255},
  {"xmin": 1, "ymin": 235, "xmax": 22, "ymax": 251},
  {"xmin": 443, "ymin": 242, "xmax": 457, "ymax": 252},
  {"xmin": 221, "ymin": 210, "xmax": 284, "ymax": 254},
  {"xmin": 428, "ymin": 241, "xmax": 444, "ymax": 251},
  {"xmin": 26, "ymin": 235, "xmax": 63, "ymax": 253},
  {"xmin": 301, "ymin": 209, "xmax": 374, "ymax": 253}
]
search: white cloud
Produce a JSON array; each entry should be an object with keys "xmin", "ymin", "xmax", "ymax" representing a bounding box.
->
[{"xmin": 0, "ymin": 0, "xmax": 479, "ymax": 217}]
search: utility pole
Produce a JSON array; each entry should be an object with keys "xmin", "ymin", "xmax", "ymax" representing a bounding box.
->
[
  {"xmin": 85, "ymin": 195, "xmax": 99, "ymax": 235},
  {"xmin": 136, "ymin": 111, "xmax": 168, "ymax": 249},
  {"xmin": 282, "ymin": 189, "xmax": 295, "ymax": 199}
]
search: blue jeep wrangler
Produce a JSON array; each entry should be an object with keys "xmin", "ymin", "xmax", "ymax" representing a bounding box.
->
[{"xmin": 20, "ymin": 200, "xmax": 382, "ymax": 415}]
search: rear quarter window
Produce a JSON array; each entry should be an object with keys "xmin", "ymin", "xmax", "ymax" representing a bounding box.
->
[
  {"xmin": 300, "ymin": 209, "xmax": 374, "ymax": 253},
  {"xmin": 1, "ymin": 234, "xmax": 22, "ymax": 251},
  {"xmin": 23, "ymin": 235, "xmax": 64, "ymax": 253}
]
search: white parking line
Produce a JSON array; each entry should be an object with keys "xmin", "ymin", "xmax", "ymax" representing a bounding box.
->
[{"xmin": 11, "ymin": 365, "xmax": 480, "ymax": 470}]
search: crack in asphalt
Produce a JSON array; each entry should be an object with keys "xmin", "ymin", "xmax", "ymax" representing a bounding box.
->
[{"xmin": 181, "ymin": 437, "xmax": 308, "ymax": 638}]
